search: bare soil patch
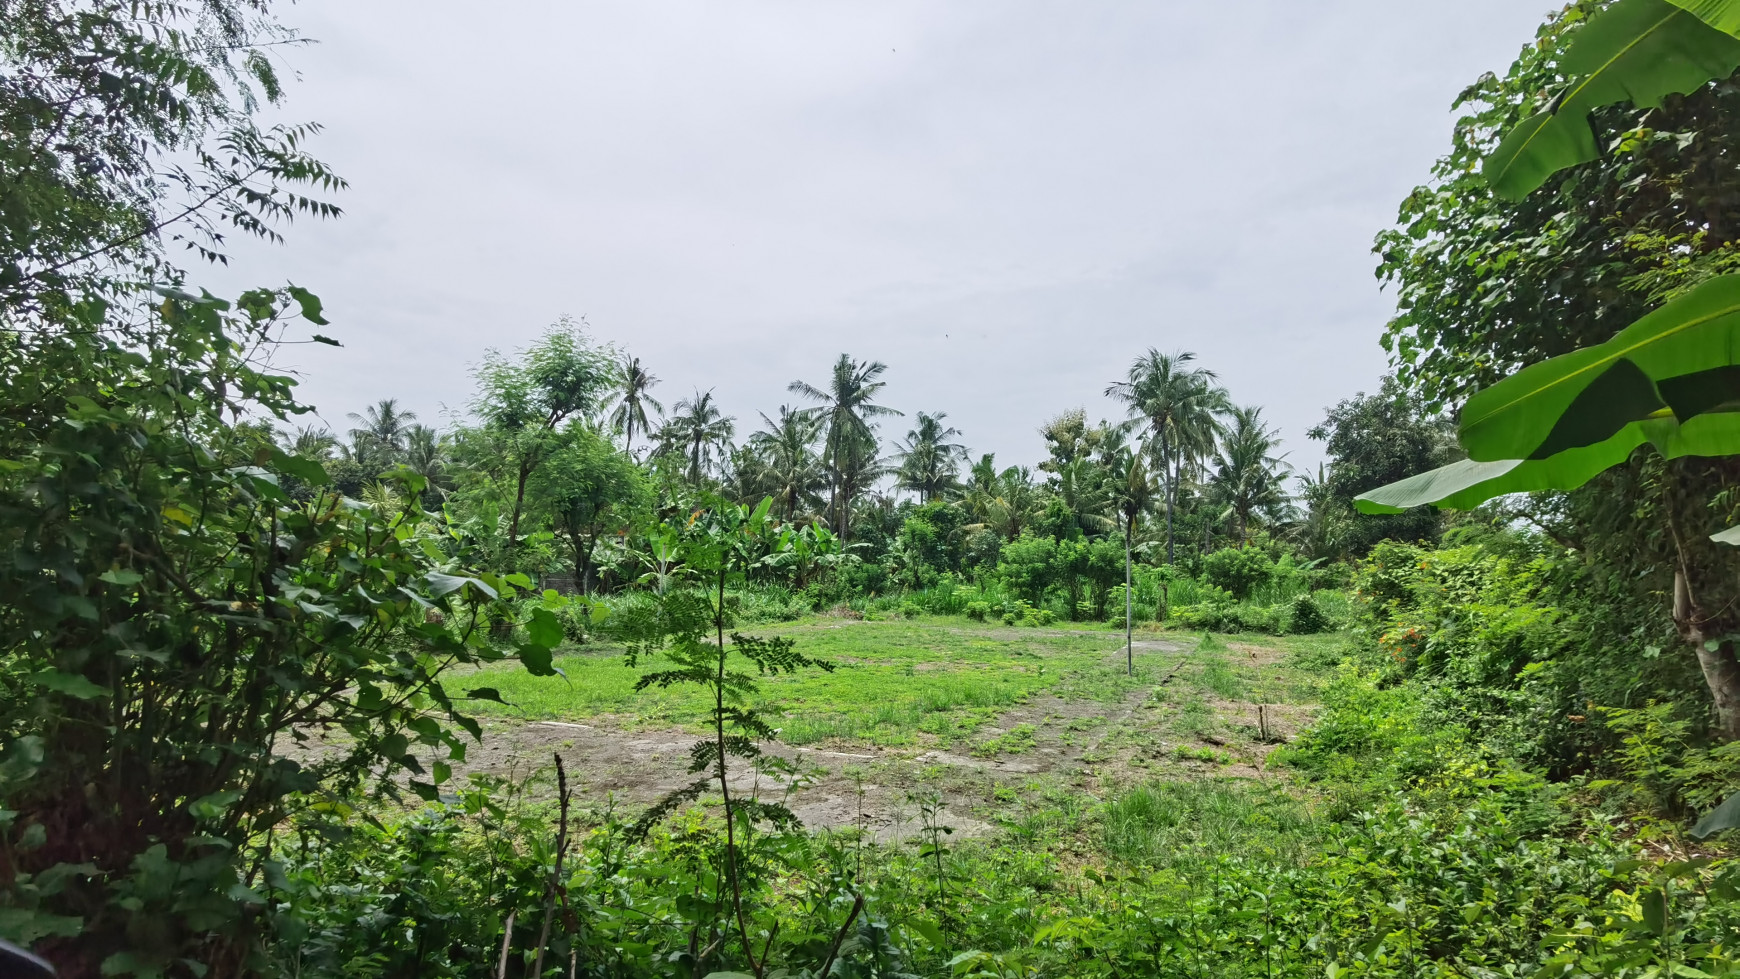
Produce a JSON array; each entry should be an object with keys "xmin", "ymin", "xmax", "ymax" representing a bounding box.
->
[{"xmin": 449, "ymin": 632, "xmax": 1305, "ymax": 842}]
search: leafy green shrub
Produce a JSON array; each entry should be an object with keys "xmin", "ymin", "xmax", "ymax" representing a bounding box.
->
[
  {"xmin": 733, "ymin": 585, "xmax": 808, "ymax": 623},
  {"xmin": 898, "ymin": 601, "xmax": 923, "ymax": 619},
  {"xmin": 1251, "ymin": 554, "xmax": 1313, "ymax": 605},
  {"xmin": 525, "ymin": 591, "xmax": 608, "ymax": 643},
  {"xmin": 1201, "ymin": 547, "xmax": 1274, "ymax": 599},
  {"xmin": 1288, "ymin": 593, "xmax": 1332, "ymax": 634},
  {"xmin": 1598, "ymin": 701, "xmax": 1740, "ymax": 821},
  {"xmin": 965, "ymin": 601, "xmax": 990, "ymax": 621},
  {"xmin": 265, "ymin": 765, "xmax": 1740, "ymax": 979},
  {"xmin": 596, "ymin": 589, "xmax": 659, "ymax": 641},
  {"xmin": 998, "ymin": 532, "xmax": 1057, "ymax": 603},
  {"xmin": 1164, "ymin": 575, "xmax": 1230, "ymax": 609},
  {"xmin": 0, "ymin": 291, "xmax": 569, "ymax": 976},
  {"xmin": 1109, "ymin": 583, "xmax": 1162, "ymax": 624},
  {"xmin": 1276, "ymin": 665, "xmax": 1476, "ymax": 792},
  {"xmin": 1174, "ymin": 599, "xmax": 1288, "ymax": 634},
  {"xmin": 1173, "ymin": 601, "xmax": 1232, "ymax": 631}
]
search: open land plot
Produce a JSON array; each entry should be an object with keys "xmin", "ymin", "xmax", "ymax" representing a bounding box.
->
[{"xmin": 454, "ymin": 617, "xmax": 1339, "ymax": 847}]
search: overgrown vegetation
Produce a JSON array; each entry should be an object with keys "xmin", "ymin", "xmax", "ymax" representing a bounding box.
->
[{"xmin": 10, "ymin": 0, "xmax": 1740, "ymax": 976}]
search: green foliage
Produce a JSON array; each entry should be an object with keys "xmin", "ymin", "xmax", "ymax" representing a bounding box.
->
[
  {"xmin": 996, "ymin": 532, "xmax": 1056, "ymax": 604},
  {"xmin": 1307, "ymin": 377, "xmax": 1448, "ymax": 553},
  {"xmin": 261, "ymin": 769, "xmax": 1740, "ymax": 979},
  {"xmin": 1360, "ymin": 274, "xmax": 1740, "ymax": 513},
  {"xmin": 1486, "ymin": 0, "xmax": 1740, "ymax": 201},
  {"xmin": 1277, "ymin": 666, "xmax": 1477, "ymax": 793},
  {"xmin": 1, "ymin": 0, "xmax": 343, "ymax": 317},
  {"xmin": 1200, "ymin": 547, "xmax": 1273, "ymax": 600},
  {"xmin": 452, "ymin": 321, "xmax": 616, "ymax": 556},
  {"xmin": 0, "ymin": 290, "xmax": 565, "ymax": 975},
  {"xmin": 538, "ymin": 425, "xmax": 650, "ymax": 591},
  {"xmin": 1597, "ymin": 701, "xmax": 1740, "ymax": 821},
  {"xmin": 1288, "ymin": 594, "xmax": 1332, "ymax": 635},
  {"xmin": 1100, "ymin": 780, "xmax": 1324, "ymax": 870},
  {"xmin": 613, "ymin": 497, "xmax": 848, "ymax": 974},
  {"xmin": 1173, "ymin": 598, "xmax": 1291, "ymax": 635}
]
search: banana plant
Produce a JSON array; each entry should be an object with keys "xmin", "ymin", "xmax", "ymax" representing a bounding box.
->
[
  {"xmin": 1357, "ymin": 272, "xmax": 1740, "ymax": 520},
  {"xmin": 1486, "ymin": 0, "xmax": 1740, "ymax": 201}
]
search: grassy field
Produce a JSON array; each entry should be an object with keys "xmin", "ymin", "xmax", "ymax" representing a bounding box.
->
[
  {"xmin": 468, "ymin": 617, "xmax": 1182, "ymax": 745},
  {"xmin": 452, "ymin": 612, "xmax": 1348, "ymax": 872},
  {"xmin": 467, "ymin": 614, "xmax": 1336, "ymax": 749}
]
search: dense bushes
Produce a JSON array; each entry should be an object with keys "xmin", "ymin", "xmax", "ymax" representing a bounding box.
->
[
  {"xmin": 260, "ymin": 763, "xmax": 1740, "ymax": 979},
  {"xmin": 1201, "ymin": 546, "xmax": 1273, "ymax": 599}
]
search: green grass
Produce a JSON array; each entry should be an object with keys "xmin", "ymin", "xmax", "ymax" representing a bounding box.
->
[
  {"xmin": 1197, "ymin": 655, "xmax": 1244, "ymax": 700},
  {"xmin": 1100, "ymin": 779, "xmax": 1325, "ymax": 870},
  {"xmin": 466, "ymin": 618, "xmax": 1162, "ymax": 746},
  {"xmin": 973, "ymin": 723, "xmax": 1038, "ymax": 757}
]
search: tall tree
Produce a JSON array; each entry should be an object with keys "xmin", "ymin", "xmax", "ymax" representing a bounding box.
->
[
  {"xmin": 788, "ymin": 355, "xmax": 901, "ymax": 540},
  {"xmin": 1210, "ymin": 405, "xmax": 1293, "ymax": 545},
  {"xmin": 280, "ymin": 424, "xmax": 337, "ymax": 460},
  {"xmin": 346, "ymin": 398, "xmax": 417, "ymax": 469},
  {"xmin": 402, "ymin": 424, "xmax": 452, "ymax": 505},
  {"xmin": 1106, "ymin": 350, "xmax": 1229, "ymax": 564},
  {"xmin": 1293, "ymin": 463, "xmax": 1348, "ymax": 562},
  {"xmin": 749, "ymin": 406, "xmax": 827, "ymax": 521},
  {"xmin": 894, "ymin": 412, "xmax": 968, "ymax": 503},
  {"xmin": 465, "ymin": 320, "xmax": 615, "ymax": 551},
  {"xmin": 0, "ymin": 0, "xmax": 342, "ymax": 324},
  {"xmin": 975, "ymin": 466, "xmax": 1040, "ymax": 542},
  {"xmin": 662, "ymin": 389, "xmax": 735, "ymax": 486},
  {"xmin": 608, "ymin": 355, "xmax": 664, "ymax": 458},
  {"xmin": 1369, "ymin": 2, "xmax": 1740, "ymax": 736},
  {"xmin": 1307, "ymin": 378, "xmax": 1450, "ymax": 556},
  {"xmin": 538, "ymin": 428, "xmax": 648, "ymax": 592}
]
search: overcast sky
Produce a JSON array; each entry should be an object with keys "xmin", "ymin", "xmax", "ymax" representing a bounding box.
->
[{"xmin": 215, "ymin": 0, "xmax": 1552, "ymax": 474}]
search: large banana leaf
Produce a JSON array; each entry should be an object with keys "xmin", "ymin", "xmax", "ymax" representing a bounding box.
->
[
  {"xmin": 1457, "ymin": 273, "xmax": 1740, "ymax": 462},
  {"xmin": 1355, "ymin": 411, "xmax": 1740, "ymax": 513},
  {"xmin": 1485, "ymin": 0, "xmax": 1740, "ymax": 201},
  {"xmin": 1669, "ymin": 0, "xmax": 1740, "ymax": 33}
]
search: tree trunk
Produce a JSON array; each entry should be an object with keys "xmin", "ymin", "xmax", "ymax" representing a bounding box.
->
[
  {"xmin": 1161, "ymin": 443, "xmax": 1176, "ymax": 565},
  {"xmin": 1676, "ymin": 567, "xmax": 1740, "ymax": 740},
  {"xmin": 1665, "ymin": 480, "xmax": 1740, "ymax": 741},
  {"xmin": 1125, "ymin": 518, "xmax": 1134, "ymax": 677},
  {"xmin": 841, "ymin": 485, "xmax": 853, "ymax": 544},
  {"xmin": 507, "ymin": 460, "xmax": 532, "ymax": 552}
]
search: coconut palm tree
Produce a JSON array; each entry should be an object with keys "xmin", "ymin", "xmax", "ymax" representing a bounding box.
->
[
  {"xmin": 663, "ymin": 389, "xmax": 735, "ymax": 486},
  {"xmin": 280, "ymin": 424, "xmax": 337, "ymax": 460},
  {"xmin": 720, "ymin": 444, "xmax": 772, "ymax": 506},
  {"xmin": 1106, "ymin": 350, "xmax": 1230, "ymax": 564},
  {"xmin": 749, "ymin": 406, "xmax": 827, "ymax": 521},
  {"xmin": 608, "ymin": 355, "xmax": 664, "ymax": 457},
  {"xmin": 1293, "ymin": 463, "xmax": 1346, "ymax": 561},
  {"xmin": 788, "ymin": 355, "xmax": 902, "ymax": 540},
  {"xmin": 894, "ymin": 412, "xmax": 968, "ymax": 503},
  {"xmin": 1050, "ymin": 456, "xmax": 1117, "ymax": 537},
  {"xmin": 346, "ymin": 398, "xmax": 418, "ymax": 469},
  {"xmin": 402, "ymin": 424, "xmax": 452, "ymax": 504},
  {"xmin": 1210, "ymin": 405, "xmax": 1292, "ymax": 545},
  {"xmin": 977, "ymin": 466, "xmax": 1039, "ymax": 541}
]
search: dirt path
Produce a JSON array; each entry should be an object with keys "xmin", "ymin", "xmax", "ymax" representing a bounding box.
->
[{"xmin": 451, "ymin": 634, "xmax": 1308, "ymax": 841}]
